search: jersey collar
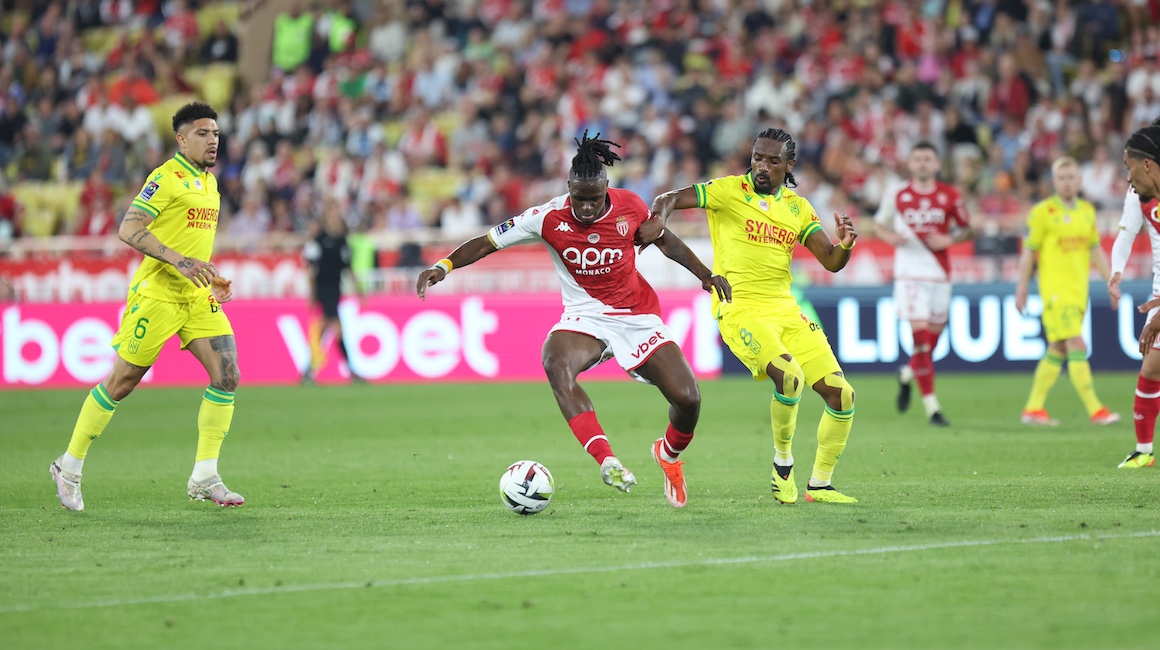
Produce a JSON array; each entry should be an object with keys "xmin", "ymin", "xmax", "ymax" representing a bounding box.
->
[
  {"xmin": 566, "ymin": 194, "xmax": 614, "ymax": 224},
  {"xmin": 1051, "ymin": 194, "xmax": 1077, "ymax": 211},
  {"xmin": 745, "ymin": 172, "xmax": 782, "ymax": 200},
  {"xmin": 174, "ymin": 152, "xmax": 203, "ymax": 177}
]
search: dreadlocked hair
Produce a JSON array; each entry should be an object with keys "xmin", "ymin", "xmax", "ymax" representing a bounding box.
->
[
  {"xmin": 1127, "ymin": 125, "xmax": 1160, "ymax": 164},
  {"xmin": 571, "ymin": 130, "xmax": 622, "ymax": 180},
  {"xmin": 752, "ymin": 128, "xmax": 798, "ymax": 188}
]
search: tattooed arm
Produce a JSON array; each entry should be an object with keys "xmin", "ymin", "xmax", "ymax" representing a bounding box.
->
[{"xmin": 117, "ymin": 207, "xmax": 218, "ymax": 287}]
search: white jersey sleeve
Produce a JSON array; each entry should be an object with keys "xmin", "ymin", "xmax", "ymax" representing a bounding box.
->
[
  {"xmin": 874, "ymin": 184, "xmax": 900, "ymax": 229},
  {"xmin": 487, "ymin": 204, "xmax": 547, "ymax": 250},
  {"xmin": 1112, "ymin": 190, "xmax": 1143, "ymax": 276}
]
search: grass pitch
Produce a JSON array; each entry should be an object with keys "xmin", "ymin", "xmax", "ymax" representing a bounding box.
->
[{"xmin": 1, "ymin": 372, "xmax": 1157, "ymax": 649}]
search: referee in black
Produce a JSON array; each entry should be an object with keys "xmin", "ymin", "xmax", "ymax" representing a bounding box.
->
[{"xmin": 302, "ymin": 200, "xmax": 365, "ymax": 384}]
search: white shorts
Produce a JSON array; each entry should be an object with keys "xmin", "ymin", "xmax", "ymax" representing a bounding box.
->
[
  {"xmin": 894, "ymin": 279, "xmax": 951, "ymax": 324},
  {"xmin": 549, "ymin": 312, "xmax": 675, "ymax": 383}
]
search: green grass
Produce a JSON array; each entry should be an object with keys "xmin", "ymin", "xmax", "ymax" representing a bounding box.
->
[{"xmin": 1, "ymin": 373, "xmax": 1157, "ymax": 649}]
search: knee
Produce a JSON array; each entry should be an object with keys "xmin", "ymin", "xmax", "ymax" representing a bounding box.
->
[
  {"xmin": 821, "ymin": 373, "xmax": 855, "ymax": 412},
  {"xmin": 541, "ymin": 356, "xmax": 576, "ymax": 389},
  {"xmin": 672, "ymin": 382, "xmax": 701, "ymax": 417},
  {"xmin": 214, "ymin": 362, "xmax": 241, "ymax": 393},
  {"xmin": 104, "ymin": 376, "xmax": 139, "ymax": 402},
  {"xmin": 769, "ymin": 355, "xmax": 805, "ymax": 402}
]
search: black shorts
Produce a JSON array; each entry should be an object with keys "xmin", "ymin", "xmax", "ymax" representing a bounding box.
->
[{"xmin": 315, "ymin": 285, "xmax": 341, "ymax": 318}]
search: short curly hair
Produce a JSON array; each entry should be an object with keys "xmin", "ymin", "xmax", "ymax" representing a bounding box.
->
[{"xmin": 172, "ymin": 101, "xmax": 218, "ymax": 133}]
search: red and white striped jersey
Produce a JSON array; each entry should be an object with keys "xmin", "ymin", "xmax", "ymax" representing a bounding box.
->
[
  {"xmin": 487, "ymin": 188, "xmax": 661, "ymax": 316},
  {"xmin": 874, "ymin": 180, "xmax": 969, "ymax": 281}
]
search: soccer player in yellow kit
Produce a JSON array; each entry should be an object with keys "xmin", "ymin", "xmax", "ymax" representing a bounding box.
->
[
  {"xmin": 647, "ymin": 128, "xmax": 859, "ymax": 504},
  {"xmin": 49, "ymin": 102, "xmax": 245, "ymax": 510},
  {"xmin": 1015, "ymin": 156, "xmax": 1119, "ymax": 426}
]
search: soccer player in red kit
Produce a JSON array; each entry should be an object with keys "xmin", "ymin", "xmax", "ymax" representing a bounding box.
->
[
  {"xmin": 1108, "ymin": 123, "xmax": 1160, "ymax": 468},
  {"xmin": 416, "ymin": 133, "xmax": 731, "ymax": 508},
  {"xmin": 873, "ymin": 142, "xmax": 973, "ymax": 426}
]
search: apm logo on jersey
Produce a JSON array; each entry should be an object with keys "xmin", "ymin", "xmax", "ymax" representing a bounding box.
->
[{"xmin": 561, "ymin": 247, "xmax": 623, "ymax": 275}]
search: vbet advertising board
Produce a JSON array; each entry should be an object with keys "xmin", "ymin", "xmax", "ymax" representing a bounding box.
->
[{"xmin": 0, "ymin": 282, "xmax": 1152, "ymax": 388}]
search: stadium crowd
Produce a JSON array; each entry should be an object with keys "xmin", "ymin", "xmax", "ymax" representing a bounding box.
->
[{"xmin": 0, "ymin": 0, "xmax": 1156, "ymax": 250}]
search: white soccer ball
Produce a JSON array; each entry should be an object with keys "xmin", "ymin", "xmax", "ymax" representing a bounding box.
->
[{"xmin": 499, "ymin": 460, "xmax": 554, "ymax": 515}]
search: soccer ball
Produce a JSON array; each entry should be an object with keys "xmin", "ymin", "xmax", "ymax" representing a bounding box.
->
[{"xmin": 498, "ymin": 460, "xmax": 554, "ymax": 515}]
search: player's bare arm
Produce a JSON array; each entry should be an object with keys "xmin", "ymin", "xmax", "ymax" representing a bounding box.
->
[
  {"xmin": 641, "ymin": 186, "xmax": 699, "ymax": 249},
  {"xmin": 118, "ymin": 207, "xmax": 218, "ymax": 288},
  {"xmin": 927, "ymin": 224, "xmax": 975, "ymax": 251},
  {"xmin": 1014, "ymin": 247, "xmax": 1037, "ymax": 313},
  {"xmin": 415, "ymin": 234, "xmax": 499, "ymax": 299},
  {"xmin": 804, "ymin": 212, "xmax": 858, "ymax": 272},
  {"xmin": 653, "ymin": 227, "xmax": 731, "ymax": 302}
]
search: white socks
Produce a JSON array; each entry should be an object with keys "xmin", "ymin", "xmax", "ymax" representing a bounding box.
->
[
  {"xmin": 1139, "ymin": 443, "xmax": 1154, "ymax": 455},
  {"xmin": 191, "ymin": 458, "xmax": 219, "ymax": 482},
  {"xmin": 922, "ymin": 394, "xmax": 942, "ymax": 417},
  {"xmin": 60, "ymin": 452, "xmax": 84, "ymax": 475}
]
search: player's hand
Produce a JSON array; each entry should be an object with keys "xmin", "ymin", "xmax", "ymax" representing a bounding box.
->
[
  {"xmin": 1108, "ymin": 272, "xmax": 1122, "ymax": 309},
  {"xmin": 210, "ymin": 276, "xmax": 233, "ymax": 304},
  {"xmin": 703, "ymin": 273, "xmax": 731, "ymax": 302},
  {"xmin": 636, "ymin": 215, "xmax": 666, "ymax": 251},
  {"xmin": 925, "ymin": 233, "xmax": 953, "ymax": 251},
  {"xmin": 416, "ymin": 267, "xmax": 447, "ymax": 300},
  {"xmin": 1014, "ymin": 284, "xmax": 1028, "ymax": 314},
  {"xmin": 834, "ymin": 212, "xmax": 857, "ymax": 249},
  {"xmin": 1141, "ymin": 316, "xmax": 1160, "ymax": 356},
  {"xmin": 176, "ymin": 256, "xmax": 218, "ymax": 288}
]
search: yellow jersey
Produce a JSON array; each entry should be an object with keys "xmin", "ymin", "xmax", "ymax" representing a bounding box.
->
[
  {"xmin": 1024, "ymin": 195, "xmax": 1100, "ymax": 304},
  {"xmin": 694, "ymin": 173, "xmax": 824, "ymax": 306},
  {"xmin": 128, "ymin": 152, "xmax": 222, "ymax": 303}
]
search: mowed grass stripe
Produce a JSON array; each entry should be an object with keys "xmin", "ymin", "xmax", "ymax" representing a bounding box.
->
[{"xmin": 4, "ymin": 529, "xmax": 1156, "ymax": 614}]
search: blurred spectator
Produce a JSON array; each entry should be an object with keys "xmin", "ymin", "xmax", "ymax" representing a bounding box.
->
[
  {"xmin": 438, "ymin": 194, "xmax": 483, "ymax": 240},
  {"xmin": 200, "ymin": 20, "xmax": 239, "ymax": 65},
  {"xmin": 383, "ymin": 189, "xmax": 423, "ymax": 232},
  {"xmin": 64, "ymin": 128, "xmax": 100, "ymax": 180},
  {"xmin": 229, "ymin": 192, "xmax": 273, "ymax": 242},
  {"xmin": 15, "ymin": 122, "xmax": 56, "ymax": 181},
  {"xmin": 0, "ymin": 177, "xmax": 23, "ymax": 242},
  {"xmin": 108, "ymin": 60, "xmax": 159, "ymax": 106},
  {"xmin": 273, "ymin": 5, "xmax": 314, "ymax": 72},
  {"xmin": 162, "ymin": 0, "xmax": 200, "ymax": 53}
]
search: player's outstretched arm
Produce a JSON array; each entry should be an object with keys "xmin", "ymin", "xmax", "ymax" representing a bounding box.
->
[
  {"xmin": 804, "ymin": 212, "xmax": 858, "ymax": 272},
  {"xmin": 642, "ymin": 187, "xmax": 700, "ymax": 250},
  {"xmin": 1014, "ymin": 247, "xmax": 1036, "ymax": 313},
  {"xmin": 1108, "ymin": 228, "xmax": 1136, "ymax": 308},
  {"xmin": 653, "ymin": 227, "xmax": 731, "ymax": 302},
  {"xmin": 416, "ymin": 234, "xmax": 498, "ymax": 300},
  {"xmin": 118, "ymin": 206, "xmax": 217, "ymax": 287}
]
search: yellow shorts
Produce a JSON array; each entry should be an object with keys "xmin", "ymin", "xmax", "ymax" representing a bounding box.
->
[
  {"xmin": 1040, "ymin": 297, "xmax": 1085, "ymax": 343},
  {"xmin": 111, "ymin": 289, "xmax": 234, "ymax": 366},
  {"xmin": 716, "ymin": 298, "xmax": 842, "ymax": 385}
]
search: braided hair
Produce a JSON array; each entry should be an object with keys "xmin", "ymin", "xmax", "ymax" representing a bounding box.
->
[
  {"xmin": 1127, "ymin": 125, "xmax": 1160, "ymax": 164},
  {"xmin": 570, "ymin": 130, "xmax": 622, "ymax": 181},
  {"xmin": 752, "ymin": 128, "xmax": 798, "ymax": 188}
]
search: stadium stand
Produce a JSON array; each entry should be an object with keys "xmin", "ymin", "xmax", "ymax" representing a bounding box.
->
[{"xmin": 1, "ymin": 0, "xmax": 1158, "ymax": 297}]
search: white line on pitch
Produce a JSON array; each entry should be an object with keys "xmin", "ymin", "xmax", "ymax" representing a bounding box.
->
[{"xmin": 3, "ymin": 530, "xmax": 1156, "ymax": 614}]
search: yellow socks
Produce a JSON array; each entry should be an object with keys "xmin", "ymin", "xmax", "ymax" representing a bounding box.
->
[
  {"xmin": 66, "ymin": 384, "xmax": 119, "ymax": 460},
  {"xmin": 770, "ymin": 390, "xmax": 800, "ymax": 462},
  {"xmin": 1066, "ymin": 352, "xmax": 1103, "ymax": 416},
  {"xmin": 196, "ymin": 387, "xmax": 235, "ymax": 463},
  {"xmin": 812, "ymin": 405, "xmax": 854, "ymax": 484},
  {"xmin": 1025, "ymin": 350, "xmax": 1064, "ymax": 412}
]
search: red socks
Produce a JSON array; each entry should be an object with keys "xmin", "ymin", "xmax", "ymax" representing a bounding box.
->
[
  {"xmin": 660, "ymin": 423, "xmax": 694, "ymax": 461},
  {"xmin": 1134, "ymin": 375, "xmax": 1160, "ymax": 445},
  {"xmin": 910, "ymin": 328, "xmax": 936, "ymax": 397},
  {"xmin": 569, "ymin": 411, "xmax": 612, "ymax": 464}
]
